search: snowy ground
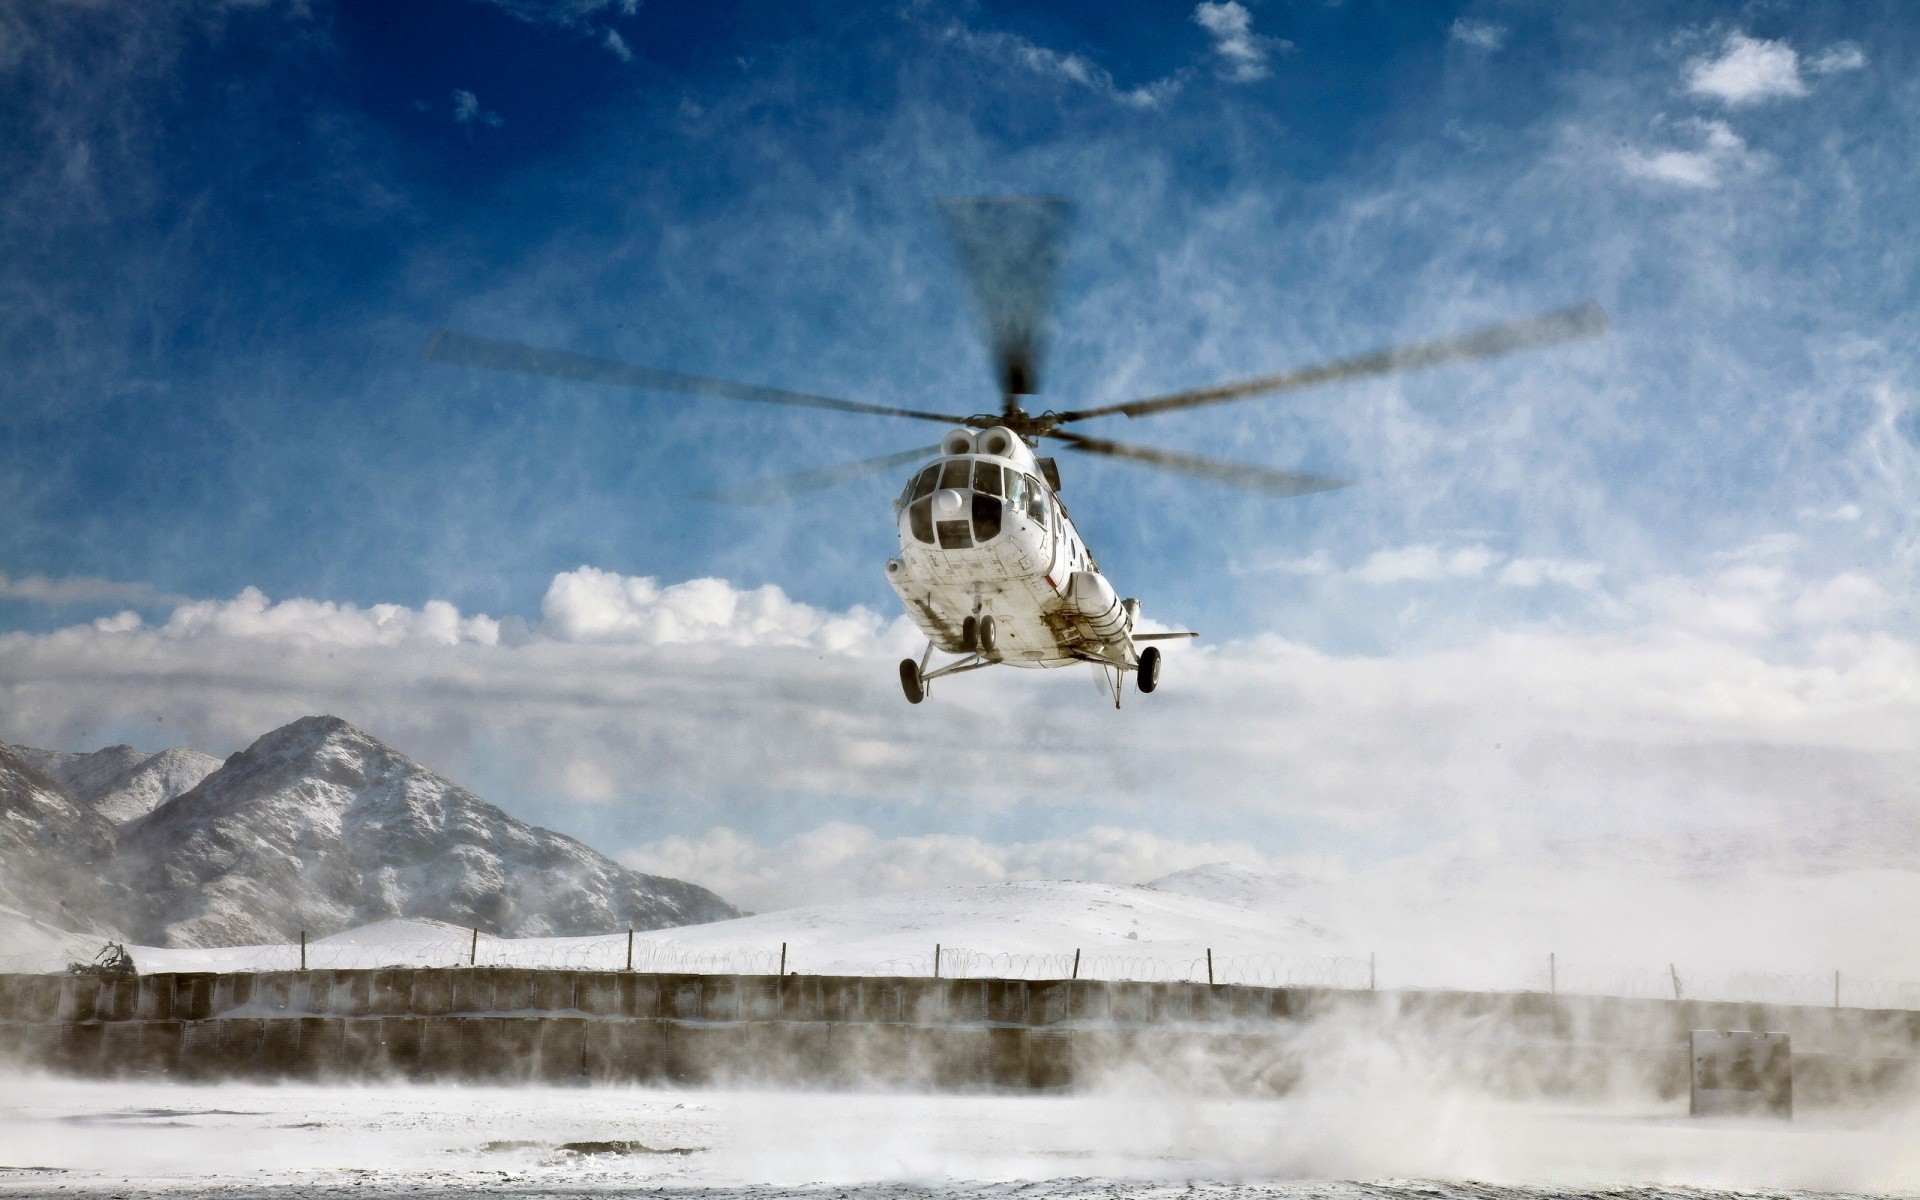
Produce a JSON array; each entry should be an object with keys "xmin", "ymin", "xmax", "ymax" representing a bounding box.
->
[
  {"xmin": 0, "ymin": 1072, "xmax": 1917, "ymax": 1198},
  {"xmin": 11, "ymin": 868, "xmax": 1919, "ymax": 1010}
]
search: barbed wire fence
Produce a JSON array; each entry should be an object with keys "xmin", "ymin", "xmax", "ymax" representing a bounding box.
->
[{"xmin": 6, "ymin": 934, "xmax": 1918, "ymax": 1012}]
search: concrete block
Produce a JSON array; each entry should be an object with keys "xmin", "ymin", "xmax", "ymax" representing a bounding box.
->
[
  {"xmin": 8, "ymin": 976, "xmax": 61, "ymax": 1022},
  {"xmin": 700, "ymin": 976, "xmax": 739, "ymax": 1022},
  {"xmin": 494, "ymin": 970, "xmax": 535, "ymax": 1012},
  {"xmin": 577, "ymin": 973, "xmax": 620, "ymax": 1016},
  {"xmin": 986, "ymin": 979, "xmax": 1027, "ymax": 1025},
  {"xmin": 1028, "ymin": 1028, "xmax": 1074, "ymax": 1088},
  {"xmin": 664, "ymin": 977, "xmax": 702, "ymax": 1020},
  {"xmin": 739, "ymin": 978, "xmax": 779, "ymax": 1022},
  {"xmin": 293, "ymin": 1017, "xmax": 344, "ymax": 1078},
  {"xmin": 821, "ymin": 977, "xmax": 861, "ymax": 1023},
  {"xmin": 211, "ymin": 973, "xmax": 252, "ymax": 1017},
  {"xmin": 496, "ymin": 1017, "xmax": 545, "ymax": 1081},
  {"xmin": 178, "ymin": 1022, "xmax": 221, "ymax": 1079},
  {"xmin": 449, "ymin": 969, "xmax": 494, "ymax": 1014},
  {"xmin": 534, "ymin": 1018, "xmax": 587, "ymax": 1081},
  {"xmin": 259, "ymin": 1019, "xmax": 303, "ymax": 1076},
  {"xmin": 1691, "ymin": 1029, "xmax": 1791, "ymax": 1117},
  {"xmin": 531, "ymin": 971, "xmax": 576, "ymax": 1013},
  {"xmin": 411, "ymin": 970, "xmax": 453, "ymax": 1016},
  {"xmin": 946, "ymin": 980, "xmax": 989, "ymax": 1024},
  {"xmin": 621, "ymin": 973, "xmax": 660, "ymax": 1019},
  {"xmin": 368, "ymin": 971, "xmax": 412, "ymax": 1016},
  {"xmin": 57, "ymin": 975, "xmax": 100, "ymax": 1022},
  {"xmin": 133, "ymin": 975, "xmax": 174, "ymax": 1020},
  {"xmin": 864, "ymin": 980, "xmax": 908, "ymax": 1024},
  {"xmin": 906, "ymin": 979, "xmax": 947, "ymax": 1025}
]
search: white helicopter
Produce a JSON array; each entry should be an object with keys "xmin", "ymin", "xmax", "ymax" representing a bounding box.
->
[{"xmin": 425, "ymin": 198, "xmax": 1607, "ymax": 706}]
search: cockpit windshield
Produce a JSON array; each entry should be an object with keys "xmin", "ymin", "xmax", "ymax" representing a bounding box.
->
[
  {"xmin": 938, "ymin": 459, "xmax": 971, "ymax": 490},
  {"xmin": 904, "ymin": 457, "xmax": 1039, "ymax": 548}
]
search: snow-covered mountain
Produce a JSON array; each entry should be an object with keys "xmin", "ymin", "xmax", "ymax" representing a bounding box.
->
[
  {"xmin": 115, "ymin": 715, "xmax": 739, "ymax": 946},
  {"xmin": 0, "ymin": 744, "xmax": 128, "ymax": 936},
  {"xmin": 16, "ymin": 742, "xmax": 222, "ymax": 825}
]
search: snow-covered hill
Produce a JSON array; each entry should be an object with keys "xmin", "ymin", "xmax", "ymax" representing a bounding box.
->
[
  {"xmin": 115, "ymin": 715, "xmax": 739, "ymax": 946},
  {"xmin": 12, "ymin": 741, "xmax": 221, "ymax": 824},
  {"xmin": 0, "ymin": 743, "xmax": 127, "ymax": 936}
]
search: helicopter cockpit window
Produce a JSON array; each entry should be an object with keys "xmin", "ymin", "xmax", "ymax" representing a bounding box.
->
[
  {"xmin": 939, "ymin": 459, "xmax": 971, "ymax": 491},
  {"xmin": 909, "ymin": 498, "xmax": 934, "ymax": 544},
  {"xmin": 908, "ymin": 465, "xmax": 940, "ymax": 503},
  {"xmin": 936, "ymin": 519, "xmax": 972, "ymax": 549},
  {"xmin": 972, "ymin": 492, "xmax": 1002, "ymax": 542},
  {"xmin": 1025, "ymin": 475, "xmax": 1047, "ymax": 523},
  {"xmin": 1005, "ymin": 472, "xmax": 1028, "ymax": 515},
  {"xmin": 973, "ymin": 460, "xmax": 1003, "ymax": 496}
]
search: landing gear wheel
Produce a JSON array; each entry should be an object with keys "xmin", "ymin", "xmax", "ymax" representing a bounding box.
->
[
  {"xmin": 960, "ymin": 615, "xmax": 978, "ymax": 653},
  {"xmin": 898, "ymin": 659, "xmax": 924, "ymax": 704},
  {"xmin": 976, "ymin": 614, "xmax": 997, "ymax": 654},
  {"xmin": 1137, "ymin": 645, "xmax": 1161, "ymax": 694}
]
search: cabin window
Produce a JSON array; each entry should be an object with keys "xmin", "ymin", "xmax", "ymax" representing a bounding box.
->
[
  {"xmin": 972, "ymin": 460, "xmax": 1003, "ymax": 496},
  {"xmin": 909, "ymin": 498, "xmax": 934, "ymax": 543},
  {"xmin": 1026, "ymin": 476, "xmax": 1047, "ymax": 523},
  {"xmin": 972, "ymin": 493, "xmax": 1002, "ymax": 542},
  {"xmin": 1005, "ymin": 472, "xmax": 1028, "ymax": 514},
  {"xmin": 909, "ymin": 465, "xmax": 940, "ymax": 503},
  {"xmin": 936, "ymin": 519, "xmax": 973, "ymax": 549},
  {"xmin": 939, "ymin": 459, "xmax": 971, "ymax": 490}
]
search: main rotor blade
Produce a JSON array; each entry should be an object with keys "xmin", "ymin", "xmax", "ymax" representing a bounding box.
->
[
  {"xmin": 693, "ymin": 444, "xmax": 941, "ymax": 506},
  {"xmin": 1049, "ymin": 430, "xmax": 1348, "ymax": 498},
  {"xmin": 938, "ymin": 196, "xmax": 1072, "ymax": 411},
  {"xmin": 424, "ymin": 330, "xmax": 969, "ymax": 425},
  {"xmin": 1059, "ymin": 303, "xmax": 1611, "ymax": 422}
]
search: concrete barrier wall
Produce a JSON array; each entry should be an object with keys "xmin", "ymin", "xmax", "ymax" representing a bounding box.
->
[{"xmin": 2, "ymin": 971, "xmax": 1914, "ymax": 1102}]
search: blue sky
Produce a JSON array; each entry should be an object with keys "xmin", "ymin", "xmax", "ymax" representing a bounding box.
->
[{"xmin": 2, "ymin": 0, "xmax": 1917, "ymax": 907}]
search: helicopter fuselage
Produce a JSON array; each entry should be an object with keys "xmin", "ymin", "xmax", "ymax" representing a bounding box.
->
[{"xmin": 885, "ymin": 426, "xmax": 1139, "ymax": 671}]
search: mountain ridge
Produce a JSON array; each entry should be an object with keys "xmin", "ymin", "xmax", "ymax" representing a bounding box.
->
[{"xmin": 2, "ymin": 716, "xmax": 737, "ymax": 948}]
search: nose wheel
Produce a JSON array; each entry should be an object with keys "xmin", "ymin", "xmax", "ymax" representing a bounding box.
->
[{"xmin": 897, "ymin": 637, "xmax": 996, "ymax": 703}]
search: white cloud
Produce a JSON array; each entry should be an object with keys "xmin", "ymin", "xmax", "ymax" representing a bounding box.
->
[
  {"xmin": 1620, "ymin": 118, "xmax": 1758, "ymax": 188},
  {"xmin": 602, "ymin": 28, "xmax": 632, "ymax": 62},
  {"xmin": 540, "ymin": 567, "xmax": 884, "ymax": 649},
  {"xmin": 1449, "ymin": 18, "xmax": 1507, "ymax": 52},
  {"xmin": 1, "ymin": 560, "xmax": 1913, "ymax": 850},
  {"xmin": 621, "ymin": 823, "xmax": 1267, "ymax": 911},
  {"xmin": 1353, "ymin": 543, "xmax": 1499, "ymax": 584},
  {"xmin": 0, "ymin": 572, "xmax": 185, "ymax": 607},
  {"xmin": 1807, "ymin": 43, "xmax": 1866, "ymax": 75},
  {"xmin": 1193, "ymin": 1, "xmax": 1288, "ymax": 83},
  {"xmin": 1496, "ymin": 558, "xmax": 1605, "ymax": 590},
  {"xmin": 452, "ymin": 90, "xmax": 503, "ymax": 128},
  {"xmin": 939, "ymin": 22, "xmax": 1182, "ymax": 109},
  {"xmin": 158, "ymin": 586, "xmax": 501, "ymax": 647},
  {"xmin": 1684, "ymin": 32, "xmax": 1807, "ymax": 105}
]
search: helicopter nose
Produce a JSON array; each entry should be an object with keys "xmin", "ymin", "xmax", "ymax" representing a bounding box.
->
[{"xmin": 934, "ymin": 488, "xmax": 966, "ymax": 517}]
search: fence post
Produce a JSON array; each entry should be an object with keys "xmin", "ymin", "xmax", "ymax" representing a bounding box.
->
[
  {"xmin": 299, "ymin": 930, "xmax": 306, "ymax": 972},
  {"xmin": 1071, "ymin": 949, "xmax": 1080, "ymax": 980},
  {"xmin": 1549, "ymin": 952, "xmax": 1556, "ymax": 996},
  {"xmin": 1206, "ymin": 948, "xmax": 1213, "ymax": 986},
  {"xmin": 934, "ymin": 943, "xmax": 940, "ymax": 979},
  {"xmin": 469, "ymin": 927, "xmax": 478, "ymax": 967},
  {"xmin": 626, "ymin": 927, "xmax": 634, "ymax": 972},
  {"xmin": 780, "ymin": 942, "xmax": 787, "ymax": 975},
  {"xmin": 1669, "ymin": 963, "xmax": 1682, "ymax": 1000}
]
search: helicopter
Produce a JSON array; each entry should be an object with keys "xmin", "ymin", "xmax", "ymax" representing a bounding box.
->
[{"xmin": 424, "ymin": 197, "xmax": 1608, "ymax": 707}]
